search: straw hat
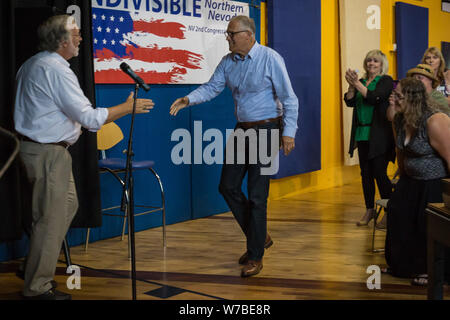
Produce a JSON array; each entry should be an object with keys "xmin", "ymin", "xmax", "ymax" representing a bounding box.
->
[
  {"xmin": 407, "ymin": 64, "xmax": 438, "ymax": 81},
  {"xmin": 407, "ymin": 64, "xmax": 439, "ymax": 88}
]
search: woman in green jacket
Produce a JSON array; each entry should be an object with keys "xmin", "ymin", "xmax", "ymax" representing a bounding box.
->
[{"xmin": 344, "ymin": 50, "xmax": 395, "ymax": 226}]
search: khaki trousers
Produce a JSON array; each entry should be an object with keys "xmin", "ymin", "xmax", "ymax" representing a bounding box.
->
[{"xmin": 19, "ymin": 141, "xmax": 78, "ymax": 296}]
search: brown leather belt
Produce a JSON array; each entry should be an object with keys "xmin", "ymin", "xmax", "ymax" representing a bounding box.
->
[
  {"xmin": 18, "ymin": 134, "xmax": 70, "ymax": 149},
  {"xmin": 237, "ymin": 116, "xmax": 282, "ymax": 129}
]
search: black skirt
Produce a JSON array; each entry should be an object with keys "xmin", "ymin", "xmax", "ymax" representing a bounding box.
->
[{"xmin": 385, "ymin": 175, "xmax": 444, "ymax": 278}]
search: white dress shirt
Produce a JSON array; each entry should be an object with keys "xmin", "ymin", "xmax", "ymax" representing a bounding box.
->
[{"xmin": 14, "ymin": 51, "xmax": 108, "ymax": 145}]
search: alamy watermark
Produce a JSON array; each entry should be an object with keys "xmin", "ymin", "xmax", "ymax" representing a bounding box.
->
[
  {"xmin": 366, "ymin": 265, "xmax": 381, "ymax": 290},
  {"xmin": 66, "ymin": 265, "xmax": 81, "ymax": 290},
  {"xmin": 170, "ymin": 121, "xmax": 280, "ymax": 175}
]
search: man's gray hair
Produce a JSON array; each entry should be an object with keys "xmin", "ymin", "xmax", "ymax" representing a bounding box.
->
[
  {"xmin": 37, "ymin": 15, "xmax": 71, "ymax": 52},
  {"xmin": 230, "ymin": 15, "xmax": 256, "ymax": 35}
]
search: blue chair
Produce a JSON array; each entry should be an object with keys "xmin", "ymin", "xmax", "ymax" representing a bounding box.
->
[{"xmin": 85, "ymin": 122, "xmax": 166, "ymax": 255}]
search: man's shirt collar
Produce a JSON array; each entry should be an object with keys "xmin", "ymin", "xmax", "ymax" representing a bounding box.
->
[{"xmin": 232, "ymin": 41, "xmax": 260, "ymax": 61}]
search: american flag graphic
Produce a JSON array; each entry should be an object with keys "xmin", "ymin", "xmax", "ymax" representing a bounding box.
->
[{"xmin": 92, "ymin": 7, "xmax": 205, "ymax": 84}]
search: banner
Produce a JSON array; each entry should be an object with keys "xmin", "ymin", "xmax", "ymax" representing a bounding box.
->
[
  {"xmin": 339, "ymin": 0, "xmax": 381, "ymax": 166},
  {"xmin": 92, "ymin": 0, "xmax": 249, "ymax": 84}
]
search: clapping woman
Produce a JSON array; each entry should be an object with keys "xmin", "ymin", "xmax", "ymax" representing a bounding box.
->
[{"xmin": 344, "ymin": 50, "xmax": 395, "ymax": 226}]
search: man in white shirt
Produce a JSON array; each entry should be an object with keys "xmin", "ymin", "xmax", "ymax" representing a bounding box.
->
[{"xmin": 14, "ymin": 15, "xmax": 155, "ymax": 300}]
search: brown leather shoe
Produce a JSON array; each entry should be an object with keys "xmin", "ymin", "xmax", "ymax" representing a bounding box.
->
[
  {"xmin": 238, "ymin": 234, "xmax": 273, "ymax": 265},
  {"xmin": 241, "ymin": 260, "xmax": 263, "ymax": 277}
]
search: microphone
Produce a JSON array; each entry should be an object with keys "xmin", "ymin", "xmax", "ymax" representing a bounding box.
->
[{"xmin": 119, "ymin": 62, "xmax": 150, "ymax": 91}]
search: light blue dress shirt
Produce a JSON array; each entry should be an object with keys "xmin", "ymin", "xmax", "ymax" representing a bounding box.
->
[
  {"xmin": 14, "ymin": 51, "xmax": 108, "ymax": 145},
  {"xmin": 187, "ymin": 42, "xmax": 299, "ymax": 138}
]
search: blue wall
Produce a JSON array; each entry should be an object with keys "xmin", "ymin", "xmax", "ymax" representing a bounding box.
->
[
  {"xmin": 268, "ymin": 0, "xmax": 321, "ymax": 178},
  {"xmin": 395, "ymin": 2, "xmax": 429, "ymax": 79}
]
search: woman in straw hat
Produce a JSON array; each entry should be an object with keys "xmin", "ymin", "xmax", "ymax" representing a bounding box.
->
[
  {"xmin": 384, "ymin": 77, "xmax": 450, "ymax": 285},
  {"xmin": 344, "ymin": 49, "xmax": 396, "ymax": 227},
  {"xmin": 421, "ymin": 47, "xmax": 450, "ymax": 107}
]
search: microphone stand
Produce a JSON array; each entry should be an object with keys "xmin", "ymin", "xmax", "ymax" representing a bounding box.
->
[{"xmin": 121, "ymin": 84, "xmax": 139, "ymax": 300}]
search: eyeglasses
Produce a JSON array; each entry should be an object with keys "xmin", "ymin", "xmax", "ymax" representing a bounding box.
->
[
  {"xmin": 392, "ymin": 91, "xmax": 404, "ymax": 100},
  {"xmin": 225, "ymin": 30, "xmax": 248, "ymax": 38}
]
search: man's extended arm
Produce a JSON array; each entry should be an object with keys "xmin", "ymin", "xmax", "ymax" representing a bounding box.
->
[
  {"xmin": 55, "ymin": 72, "xmax": 154, "ymax": 130},
  {"xmin": 105, "ymin": 91, "xmax": 154, "ymax": 123},
  {"xmin": 170, "ymin": 56, "xmax": 227, "ymax": 116}
]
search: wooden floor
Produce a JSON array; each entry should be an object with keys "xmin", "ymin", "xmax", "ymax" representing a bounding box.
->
[{"xmin": 1, "ymin": 181, "xmax": 449, "ymax": 300}]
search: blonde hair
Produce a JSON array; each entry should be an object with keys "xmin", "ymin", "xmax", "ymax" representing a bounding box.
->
[
  {"xmin": 363, "ymin": 50, "xmax": 389, "ymax": 78},
  {"xmin": 37, "ymin": 15, "xmax": 71, "ymax": 52},
  {"xmin": 421, "ymin": 47, "xmax": 446, "ymax": 83}
]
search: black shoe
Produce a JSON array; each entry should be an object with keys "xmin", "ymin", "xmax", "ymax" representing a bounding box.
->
[
  {"xmin": 16, "ymin": 269, "xmax": 58, "ymax": 288},
  {"xmin": 23, "ymin": 289, "xmax": 72, "ymax": 300}
]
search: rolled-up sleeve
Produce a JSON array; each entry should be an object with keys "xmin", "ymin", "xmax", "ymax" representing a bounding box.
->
[{"xmin": 54, "ymin": 71, "xmax": 108, "ymax": 131}]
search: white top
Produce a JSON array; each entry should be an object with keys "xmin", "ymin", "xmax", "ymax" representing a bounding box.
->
[{"xmin": 14, "ymin": 51, "xmax": 108, "ymax": 145}]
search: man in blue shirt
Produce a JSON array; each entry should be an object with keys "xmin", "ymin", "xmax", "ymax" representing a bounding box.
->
[{"xmin": 170, "ymin": 15, "xmax": 298, "ymax": 277}]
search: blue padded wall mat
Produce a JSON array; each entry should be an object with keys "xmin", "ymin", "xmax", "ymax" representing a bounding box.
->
[
  {"xmin": 395, "ymin": 2, "xmax": 429, "ymax": 79},
  {"xmin": 267, "ymin": 0, "xmax": 322, "ymax": 179}
]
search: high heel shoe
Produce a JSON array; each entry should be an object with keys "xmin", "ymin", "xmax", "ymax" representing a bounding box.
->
[{"xmin": 356, "ymin": 209, "xmax": 375, "ymax": 226}]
